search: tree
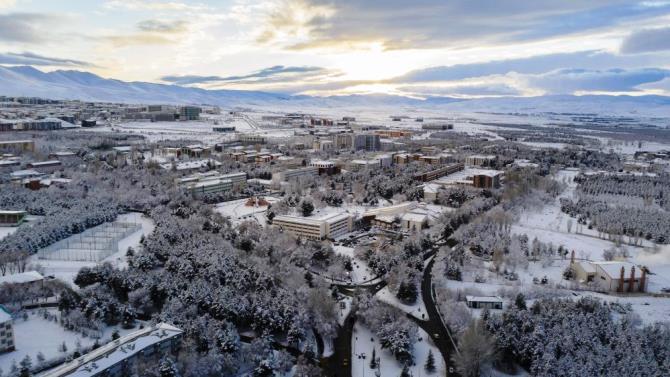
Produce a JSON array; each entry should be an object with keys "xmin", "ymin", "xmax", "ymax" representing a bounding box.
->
[
  {"xmin": 19, "ymin": 355, "xmax": 32, "ymax": 377},
  {"xmin": 514, "ymin": 293, "xmax": 527, "ymax": 310},
  {"xmin": 425, "ymin": 349, "xmax": 436, "ymax": 373},
  {"xmin": 159, "ymin": 357, "xmax": 181, "ymax": 377},
  {"xmin": 370, "ymin": 347, "xmax": 378, "ymax": 369},
  {"xmin": 301, "ymin": 200, "xmax": 314, "ymax": 217},
  {"xmin": 452, "ymin": 320, "xmax": 496, "ymax": 377},
  {"xmin": 36, "ymin": 352, "xmax": 45, "ymax": 367},
  {"xmin": 399, "ymin": 365, "xmax": 411, "ymax": 377}
]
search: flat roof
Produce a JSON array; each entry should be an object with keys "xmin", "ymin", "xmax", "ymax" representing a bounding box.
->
[
  {"xmin": 466, "ymin": 295, "xmax": 503, "ymax": 303},
  {"xmin": 0, "ymin": 271, "xmax": 43, "ymax": 285}
]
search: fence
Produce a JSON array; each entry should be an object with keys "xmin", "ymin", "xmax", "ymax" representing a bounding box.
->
[{"xmin": 37, "ymin": 222, "xmax": 141, "ymax": 262}]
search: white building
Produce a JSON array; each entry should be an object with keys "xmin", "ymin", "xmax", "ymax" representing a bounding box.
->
[
  {"xmin": 40, "ymin": 323, "xmax": 183, "ymax": 377},
  {"xmin": 0, "ymin": 306, "xmax": 14, "ymax": 353},
  {"xmin": 273, "ymin": 166, "xmax": 319, "ymax": 183},
  {"xmin": 272, "ymin": 212, "xmax": 353, "ymax": 240},
  {"xmin": 465, "ymin": 296, "xmax": 503, "ymax": 310}
]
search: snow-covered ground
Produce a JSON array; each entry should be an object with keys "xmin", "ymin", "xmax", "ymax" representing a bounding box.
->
[
  {"xmin": 0, "ymin": 310, "xmax": 139, "ymax": 372},
  {"xmin": 0, "ymin": 226, "xmax": 18, "ymax": 241},
  {"xmin": 214, "ymin": 197, "xmax": 280, "ymax": 226},
  {"xmin": 351, "ymin": 323, "xmax": 445, "ymax": 377},
  {"xmin": 333, "ymin": 246, "xmax": 376, "ymax": 284},
  {"xmin": 30, "ymin": 213, "xmax": 155, "ymax": 287},
  {"xmin": 375, "ymin": 286, "xmax": 428, "ymax": 320}
]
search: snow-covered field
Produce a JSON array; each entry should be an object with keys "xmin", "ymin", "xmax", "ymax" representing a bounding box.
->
[
  {"xmin": 214, "ymin": 197, "xmax": 280, "ymax": 226},
  {"xmin": 351, "ymin": 323, "xmax": 444, "ymax": 377},
  {"xmin": 333, "ymin": 246, "xmax": 376, "ymax": 284},
  {"xmin": 30, "ymin": 213, "xmax": 155, "ymax": 287},
  {"xmin": 0, "ymin": 226, "xmax": 18, "ymax": 241}
]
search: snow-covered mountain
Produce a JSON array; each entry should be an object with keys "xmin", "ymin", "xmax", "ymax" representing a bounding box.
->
[{"xmin": 1, "ymin": 66, "xmax": 670, "ymax": 116}]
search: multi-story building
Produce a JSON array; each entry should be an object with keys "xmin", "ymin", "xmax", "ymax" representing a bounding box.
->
[
  {"xmin": 179, "ymin": 106, "xmax": 201, "ymax": 121},
  {"xmin": 40, "ymin": 323, "xmax": 183, "ymax": 377},
  {"xmin": 332, "ymin": 133, "xmax": 355, "ymax": 150},
  {"xmin": 273, "ymin": 166, "xmax": 319, "ymax": 183},
  {"xmin": 413, "ymin": 163, "xmax": 464, "ymax": 182},
  {"xmin": 26, "ymin": 160, "xmax": 62, "ymax": 174},
  {"xmin": 465, "ymin": 155, "xmax": 497, "ymax": 167},
  {"xmin": 0, "ymin": 306, "xmax": 14, "ymax": 353},
  {"xmin": 422, "ymin": 123, "xmax": 454, "ymax": 130},
  {"xmin": 272, "ymin": 212, "xmax": 352, "ymax": 240},
  {"xmin": 0, "ymin": 140, "xmax": 35, "ymax": 153},
  {"xmin": 354, "ymin": 134, "xmax": 381, "ymax": 151}
]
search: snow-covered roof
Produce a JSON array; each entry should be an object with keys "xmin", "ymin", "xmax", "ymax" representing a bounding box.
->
[
  {"xmin": 0, "ymin": 271, "xmax": 44, "ymax": 285},
  {"xmin": 401, "ymin": 212, "xmax": 428, "ymax": 223},
  {"xmin": 466, "ymin": 295, "xmax": 503, "ymax": 303},
  {"xmin": 577, "ymin": 261, "xmax": 596, "ymax": 273},
  {"xmin": 40, "ymin": 323, "xmax": 183, "ymax": 377},
  {"xmin": 0, "ymin": 306, "xmax": 11, "ymax": 323},
  {"xmin": 592, "ymin": 261, "xmax": 638, "ymax": 279}
]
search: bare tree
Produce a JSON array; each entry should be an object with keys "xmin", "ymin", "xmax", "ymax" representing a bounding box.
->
[{"xmin": 452, "ymin": 320, "xmax": 496, "ymax": 377}]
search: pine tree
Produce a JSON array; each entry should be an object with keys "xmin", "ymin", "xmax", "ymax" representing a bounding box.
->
[
  {"xmin": 515, "ymin": 293, "xmax": 527, "ymax": 310},
  {"xmin": 370, "ymin": 347, "xmax": 377, "ymax": 369},
  {"xmin": 425, "ymin": 349, "xmax": 436, "ymax": 373},
  {"xmin": 399, "ymin": 365, "xmax": 411, "ymax": 377},
  {"xmin": 19, "ymin": 355, "xmax": 32, "ymax": 377}
]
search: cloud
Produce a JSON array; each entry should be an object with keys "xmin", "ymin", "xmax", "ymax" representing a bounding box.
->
[
  {"xmin": 397, "ymin": 83, "xmax": 523, "ymax": 98},
  {"xmin": 136, "ymin": 19, "xmax": 188, "ymax": 33},
  {"xmin": 256, "ymin": 0, "xmax": 670, "ymax": 51},
  {"xmin": 0, "ymin": 51, "xmax": 94, "ymax": 67},
  {"xmin": 0, "ymin": 13, "xmax": 55, "ymax": 43},
  {"xmin": 525, "ymin": 68, "xmax": 670, "ymax": 94},
  {"xmin": 621, "ymin": 27, "xmax": 670, "ymax": 53},
  {"xmin": 101, "ymin": 19, "xmax": 190, "ymax": 47},
  {"xmin": 161, "ymin": 65, "xmax": 342, "ymax": 86},
  {"xmin": 0, "ymin": 0, "xmax": 16, "ymax": 9},
  {"xmin": 103, "ymin": 0, "xmax": 205, "ymax": 12}
]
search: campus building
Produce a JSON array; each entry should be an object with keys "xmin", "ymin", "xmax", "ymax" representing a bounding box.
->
[
  {"xmin": 272, "ymin": 212, "xmax": 352, "ymax": 240},
  {"xmin": 41, "ymin": 323, "xmax": 183, "ymax": 377},
  {"xmin": 0, "ymin": 210, "xmax": 27, "ymax": 226},
  {"xmin": 0, "ymin": 306, "xmax": 14, "ymax": 353},
  {"xmin": 273, "ymin": 166, "xmax": 319, "ymax": 183}
]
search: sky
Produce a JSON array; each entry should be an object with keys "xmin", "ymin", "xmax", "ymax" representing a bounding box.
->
[{"xmin": 1, "ymin": 0, "xmax": 670, "ymax": 98}]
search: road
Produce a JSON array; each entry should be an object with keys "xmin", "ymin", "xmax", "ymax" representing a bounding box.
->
[
  {"xmin": 414, "ymin": 256, "xmax": 461, "ymax": 377},
  {"xmin": 322, "ymin": 313, "xmax": 356, "ymax": 377}
]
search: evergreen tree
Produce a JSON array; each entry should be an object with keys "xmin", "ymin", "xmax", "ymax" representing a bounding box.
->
[
  {"xmin": 159, "ymin": 357, "xmax": 181, "ymax": 377},
  {"xmin": 19, "ymin": 355, "xmax": 32, "ymax": 377},
  {"xmin": 515, "ymin": 293, "xmax": 527, "ymax": 310},
  {"xmin": 370, "ymin": 347, "xmax": 377, "ymax": 369},
  {"xmin": 425, "ymin": 349, "xmax": 436, "ymax": 373}
]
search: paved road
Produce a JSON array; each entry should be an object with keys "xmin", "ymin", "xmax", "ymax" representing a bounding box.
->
[
  {"xmin": 322, "ymin": 313, "xmax": 356, "ymax": 377},
  {"xmin": 416, "ymin": 256, "xmax": 461, "ymax": 377}
]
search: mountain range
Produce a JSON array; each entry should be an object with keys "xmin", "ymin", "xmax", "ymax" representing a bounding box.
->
[{"xmin": 1, "ymin": 65, "xmax": 670, "ymax": 117}]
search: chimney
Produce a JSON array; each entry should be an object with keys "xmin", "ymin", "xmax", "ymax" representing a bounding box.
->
[
  {"xmin": 570, "ymin": 250, "xmax": 575, "ymax": 264},
  {"xmin": 628, "ymin": 266, "xmax": 636, "ymax": 293},
  {"xmin": 639, "ymin": 267, "xmax": 646, "ymax": 293},
  {"xmin": 618, "ymin": 266, "xmax": 625, "ymax": 293}
]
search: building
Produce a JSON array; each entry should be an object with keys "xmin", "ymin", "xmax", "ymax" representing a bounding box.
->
[
  {"xmin": 213, "ymin": 126, "xmax": 235, "ymax": 132},
  {"xmin": 472, "ymin": 171, "xmax": 502, "ymax": 189},
  {"xmin": 332, "ymin": 133, "xmax": 355, "ymax": 150},
  {"xmin": 179, "ymin": 106, "xmax": 201, "ymax": 121},
  {"xmin": 0, "ymin": 271, "xmax": 44, "ymax": 286},
  {"xmin": 40, "ymin": 323, "xmax": 183, "ymax": 377},
  {"xmin": 239, "ymin": 135, "xmax": 266, "ymax": 145},
  {"xmin": 0, "ymin": 306, "xmax": 14, "ymax": 353},
  {"xmin": 0, "ymin": 140, "xmax": 35, "ymax": 153},
  {"xmin": 466, "ymin": 296, "xmax": 503, "ymax": 310},
  {"xmin": 422, "ymin": 123, "xmax": 453, "ymax": 130},
  {"xmin": 26, "ymin": 160, "xmax": 62, "ymax": 174},
  {"xmin": 400, "ymin": 212, "xmax": 429, "ymax": 232},
  {"xmin": 353, "ymin": 134, "xmax": 381, "ymax": 151},
  {"xmin": 0, "ymin": 210, "xmax": 27, "ymax": 226},
  {"xmin": 272, "ymin": 212, "xmax": 352, "ymax": 240},
  {"xmin": 273, "ymin": 166, "xmax": 319, "ymax": 183},
  {"xmin": 573, "ymin": 260, "xmax": 648, "ymax": 293},
  {"xmin": 309, "ymin": 160, "xmax": 339, "ymax": 175},
  {"xmin": 465, "ymin": 155, "xmax": 497, "ymax": 167},
  {"xmin": 179, "ymin": 172, "xmax": 247, "ymax": 198},
  {"xmin": 413, "ymin": 163, "xmax": 464, "ymax": 182}
]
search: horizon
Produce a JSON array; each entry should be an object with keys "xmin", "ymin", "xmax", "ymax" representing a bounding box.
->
[{"xmin": 0, "ymin": 1, "xmax": 669, "ymax": 99}]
